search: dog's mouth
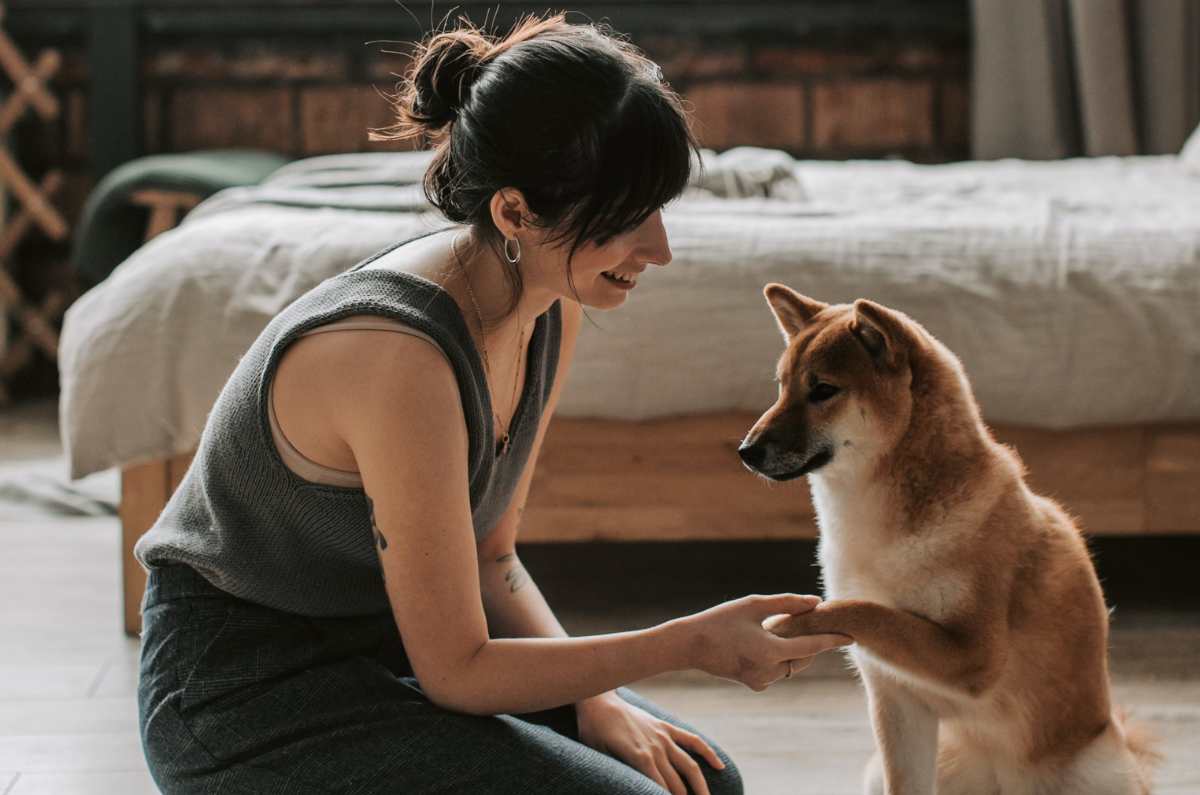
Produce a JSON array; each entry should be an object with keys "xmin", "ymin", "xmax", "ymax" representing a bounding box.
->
[{"xmin": 764, "ymin": 446, "xmax": 834, "ymax": 481}]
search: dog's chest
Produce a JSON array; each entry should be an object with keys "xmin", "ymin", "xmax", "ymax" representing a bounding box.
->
[
  {"xmin": 811, "ymin": 477, "xmax": 985, "ymax": 710},
  {"xmin": 811, "ymin": 480, "xmax": 969, "ymax": 624}
]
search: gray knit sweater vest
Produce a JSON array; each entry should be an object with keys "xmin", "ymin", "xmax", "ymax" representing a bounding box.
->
[{"xmin": 134, "ymin": 233, "xmax": 562, "ymax": 616}]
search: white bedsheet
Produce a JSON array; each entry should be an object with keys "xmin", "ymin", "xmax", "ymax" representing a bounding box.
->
[{"xmin": 59, "ymin": 151, "xmax": 1200, "ymax": 479}]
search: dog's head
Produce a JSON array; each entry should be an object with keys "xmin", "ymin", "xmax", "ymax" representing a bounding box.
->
[{"xmin": 738, "ymin": 284, "xmax": 922, "ymax": 481}]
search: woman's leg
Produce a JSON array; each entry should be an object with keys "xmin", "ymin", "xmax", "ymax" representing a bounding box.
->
[
  {"xmin": 138, "ymin": 566, "xmax": 741, "ymax": 794},
  {"xmin": 512, "ymin": 687, "xmax": 743, "ymax": 795}
]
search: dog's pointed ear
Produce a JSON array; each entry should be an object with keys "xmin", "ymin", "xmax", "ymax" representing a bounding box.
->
[
  {"xmin": 764, "ymin": 283, "xmax": 827, "ymax": 340},
  {"xmin": 851, "ymin": 299, "xmax": 910, "ymax": 368}
]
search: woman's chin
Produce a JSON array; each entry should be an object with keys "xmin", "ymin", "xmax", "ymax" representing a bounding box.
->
[{"xmin": 581, "ymin": 291, "xmax": 629, "ymax": 310}]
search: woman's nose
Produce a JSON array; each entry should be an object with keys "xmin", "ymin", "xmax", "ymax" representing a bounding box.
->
[{"xmin": 644, "ymin": 211, "xmax": 673, "ymax": 267}]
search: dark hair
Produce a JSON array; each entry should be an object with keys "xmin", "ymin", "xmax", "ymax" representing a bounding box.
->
[{"xmin": 370, "ymin": 13, "xmax": 699, "ymax": 315}]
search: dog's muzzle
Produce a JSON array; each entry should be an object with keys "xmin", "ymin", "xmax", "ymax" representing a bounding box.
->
[{"xmin": 739, "ymin": 437, "xmax": 834, "ymax": 481}]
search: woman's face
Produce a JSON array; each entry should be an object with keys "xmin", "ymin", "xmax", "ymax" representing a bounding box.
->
[{"xmin": 538, "ymin": 210, "xmax": 674, "ymax": 310}]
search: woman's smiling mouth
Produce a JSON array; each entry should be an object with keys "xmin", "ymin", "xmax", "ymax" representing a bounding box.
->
[{"xmin": 601, "ymin": 270, "xmax": 639, "ymax": 289}]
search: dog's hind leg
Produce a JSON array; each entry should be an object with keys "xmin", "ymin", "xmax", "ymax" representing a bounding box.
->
[{"xmin": 862, "ymin": 675, "xmax": 938, "ymax": 795}]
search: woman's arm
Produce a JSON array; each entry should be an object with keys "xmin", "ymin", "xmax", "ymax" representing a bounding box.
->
[{"xmin": 330, "ymin": 314, "xmax": 690, "ymax": 715}]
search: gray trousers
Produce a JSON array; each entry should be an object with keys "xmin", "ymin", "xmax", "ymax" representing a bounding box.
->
[{"xmin": 138, "ymin": 563, "xmax": 744, "ymax": 794}]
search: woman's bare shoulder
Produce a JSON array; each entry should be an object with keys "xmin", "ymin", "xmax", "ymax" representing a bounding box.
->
[{"xmin": 273, "ymin": 317, "xmax": 462, "ymax": 473}]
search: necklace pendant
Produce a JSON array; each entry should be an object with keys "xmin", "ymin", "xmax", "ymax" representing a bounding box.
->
[{"xmin": 496, "ymin": 432, "xmax": 510, "ymax": 457}]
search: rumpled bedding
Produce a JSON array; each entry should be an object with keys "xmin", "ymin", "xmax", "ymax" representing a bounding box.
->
[{"xmin": 59, "ymin": 148, "xmax": 1200, "ymax": 479}]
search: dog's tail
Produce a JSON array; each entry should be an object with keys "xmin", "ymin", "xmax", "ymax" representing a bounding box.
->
[{"xmin": 1114, "ymin": 706, "xmax": 1162, "ymax": 795}]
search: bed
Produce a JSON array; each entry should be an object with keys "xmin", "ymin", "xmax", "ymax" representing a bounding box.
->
[{"xmin": 59, "ymin": 146, "xmax": 1200, "ymax": 634}]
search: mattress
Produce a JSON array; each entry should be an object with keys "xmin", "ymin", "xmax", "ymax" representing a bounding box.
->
[{"xmin": 59, "ymin": 149, "xmax": 1200, "ymax": 478}]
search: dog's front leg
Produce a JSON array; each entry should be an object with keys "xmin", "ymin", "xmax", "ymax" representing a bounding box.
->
[
  {"xmin": 764, "ymin": 599, "xmax": 1005, "ymax": 697},
  {"xmin": 860, "ymin": 672, "xmax": 938, "ymax": 795}
]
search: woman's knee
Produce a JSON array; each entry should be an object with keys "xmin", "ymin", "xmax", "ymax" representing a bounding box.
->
[
  {"xmin": 684, "ymin": 743, "xmax": 743, "ymax": 795},
  {"xmin": 704, "ymin": 758, "xmax": 744, "ymax": 795},
  {"xmin": 612, "ymin": 687, "xmax": 744, "ymax": 795}
]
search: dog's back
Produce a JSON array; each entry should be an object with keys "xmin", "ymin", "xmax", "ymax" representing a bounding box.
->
[{"xmin": 742, "ymin": 285, "xmax": 1159, "ymax": 794}]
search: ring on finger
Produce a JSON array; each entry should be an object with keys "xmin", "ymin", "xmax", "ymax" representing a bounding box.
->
[{"xmin": 785, "ymin": 659, "xmax": 796, "ymax": 679}]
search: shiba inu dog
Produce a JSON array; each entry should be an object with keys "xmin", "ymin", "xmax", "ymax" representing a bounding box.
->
[{"xmin": 738, "ymin": 284, "xmax": 1159, "ymax": 795}]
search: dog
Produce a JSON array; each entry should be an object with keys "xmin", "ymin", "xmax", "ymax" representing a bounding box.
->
[{"xmin": 738, "ymin": 284, "xmax": 1159, "ymax": 795}]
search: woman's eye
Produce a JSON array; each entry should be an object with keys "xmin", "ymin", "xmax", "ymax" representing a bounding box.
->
[{"xmin": 808, "ymin": 383, "xmax": 840, "ymax": 403}]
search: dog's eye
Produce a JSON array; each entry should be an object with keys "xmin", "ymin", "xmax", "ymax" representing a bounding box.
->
[{"xmin": 808, "ymin": 383, "xmax": 840, "ymax": 404}]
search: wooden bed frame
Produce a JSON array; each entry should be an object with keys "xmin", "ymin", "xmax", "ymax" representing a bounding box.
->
[{"xmin": 119, "ymin": 413, "xmax": 1200, "ymax": 635}]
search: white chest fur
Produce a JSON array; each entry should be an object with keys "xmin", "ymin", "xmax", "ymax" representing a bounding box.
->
[
  {"xmin": 809, "ymin": 473, "xmax": 980, "ymax": 706},
  {"xmin": 810, "ymin": 475, "xmax": 973, "ymax": 621}
]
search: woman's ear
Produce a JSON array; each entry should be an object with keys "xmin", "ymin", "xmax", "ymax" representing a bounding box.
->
[{"xmin": 489, "ymin": 188, "xmax": 533, "ymax": 241}]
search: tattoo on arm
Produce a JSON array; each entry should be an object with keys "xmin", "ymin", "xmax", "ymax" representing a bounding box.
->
[
  {"xmin": 496, "ymin": 552, "xmax": 530, "ymax": 593},
  {"xmin": 366, "ymin": 495, "xmax": 389, "ymax": 586},
  {"xmin": 365, "ymin": 495, "xmax": 388, "ymax": 550}
]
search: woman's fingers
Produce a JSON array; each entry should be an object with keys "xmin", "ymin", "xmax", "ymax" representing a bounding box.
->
[
  {"xmin": 777, "ymin": 632, "xmax": 853, "ymax": 659},
  {"xmin": 646, "ymin": 746, "xmax": 689, "ymax": 795},
  {"xmin": 761, "ymin": 612, "xmax": 792, "ymax": 633},
  {"xmin": 778, "ymin": 655, "xmax": 816, "ymax": 681},
  {"xmin": 749, "ymin": 593, "xmax": 821, "ymax": 620},
  {"xmin": 634, "ymin": 751, "xmax": 673, "ymax": 793},
  {"xmin": 790, "ymin": 655, "xmax": 815, "ymax": 673},
  {"xmin": 666, "ymin": 740, "xmax": 711, "ymax": 795},
  {"xmin": 665, "ymin": 724, "xmax": 725, "ymax": 770}
]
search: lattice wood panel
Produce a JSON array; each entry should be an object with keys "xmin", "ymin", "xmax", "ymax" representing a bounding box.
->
[{"xmin": 0, "ymin": 2, "xmax": 70, "ymax": 404}]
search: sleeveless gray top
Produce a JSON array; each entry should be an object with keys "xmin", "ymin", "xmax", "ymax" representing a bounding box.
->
[{"xmin": 134, "ymin": 231, "xmax": 563, "ymax": 616}]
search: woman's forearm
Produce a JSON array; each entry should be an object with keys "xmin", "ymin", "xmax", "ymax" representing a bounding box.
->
[{"xmin": 436, "ymin": 618, "xmax": 693, "ymax": 716}]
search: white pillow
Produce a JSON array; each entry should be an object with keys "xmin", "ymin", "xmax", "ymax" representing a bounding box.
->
[
  {"xmin": 1182, "ymin": 121, "xmax": 1200, "ymax": 174},
  {"xmin": 686, "ymin": 147, "xmax": 808, "ymax": 201}
]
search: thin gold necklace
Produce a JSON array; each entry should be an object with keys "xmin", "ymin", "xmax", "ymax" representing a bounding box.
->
[{"xmin": 454, "ymin": 233, "xmax": 525, "ymax": 457}]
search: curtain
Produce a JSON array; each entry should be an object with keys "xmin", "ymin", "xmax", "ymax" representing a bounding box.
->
[{"xmin": 971, "ymin": 0, "xmax": 1200, "ymax": 159}]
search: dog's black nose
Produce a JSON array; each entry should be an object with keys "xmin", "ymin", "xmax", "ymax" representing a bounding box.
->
[{"xmin": 738, "ymin": 440, "xmax": 765, "ymax": 469}]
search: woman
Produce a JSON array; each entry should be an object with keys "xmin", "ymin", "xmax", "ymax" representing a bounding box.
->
[{"xmin": 135, "ymin": 15, "xmax": 849, "ymax": 795}]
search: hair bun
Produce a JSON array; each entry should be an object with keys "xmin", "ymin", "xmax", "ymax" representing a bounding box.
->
[{"xmin": 410, "ymin": 30, "xmax": 490, "ymax": 129}]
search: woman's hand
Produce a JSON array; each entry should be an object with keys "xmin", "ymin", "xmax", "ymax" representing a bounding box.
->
[
  {"xmin": 576, "ymin": 691, "xmax": 725, "ymax": 795},
  {"xmin": 678, "ymin": 593, "xmax": 852, "ymax": 690}
]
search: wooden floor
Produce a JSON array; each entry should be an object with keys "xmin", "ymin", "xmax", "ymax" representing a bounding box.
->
[{"xmin": 2, "ymin": 398, "xmax": 1199, "ymax": 794}]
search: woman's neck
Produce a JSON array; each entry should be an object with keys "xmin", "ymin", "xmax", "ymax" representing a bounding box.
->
[{"xmin": 450, "ymin": 229, "xmax": 559, "ymax": 334}]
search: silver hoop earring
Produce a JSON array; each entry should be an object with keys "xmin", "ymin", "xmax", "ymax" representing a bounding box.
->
[{"xmin": 504, "ymin": 237, "xmax": 521, "ymax": 264}]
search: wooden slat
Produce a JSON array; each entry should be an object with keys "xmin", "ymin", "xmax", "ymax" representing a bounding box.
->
[
  {"xmin": 117, "ymin": 452, "xmax": 196, "ymax": 636},
  {"xmin": 0, "ymin": 28, "xmax": 59, "ymax": 119},
  {"xmin": 991, "ymin": 425, "xmax": 1147, "ymax": 534},
  {"xmin": 0, "ymin": 151, "xmax": 66, "ymax": 239},
  {"xmin": 167, "ymin": 451, "xmax": 194, "ymax": 492},
  {"xmin": 0, "ymin": 170, "xmax": 62, "ymax": 258},
  {"xmin": 118, "ymin": 460, "xmax": 170, "ymax": 636},
  {"xmin": 1146, "ymin": 425, "xmax": 1200, "ymax": 534},
  {"xmin": 130, "ymin": 190, "xmax": 202, "ymax": 241},
  {"xmin": 522, "ymin": 507, "xmax": 819, "ymax": 543},
  {"xmin": 523, "ymin": 414, "xmax": 1200, "ymax": 542},
  {"xmin": 0, "ymin": 48, "xmax": 60, "ymax": 134}
]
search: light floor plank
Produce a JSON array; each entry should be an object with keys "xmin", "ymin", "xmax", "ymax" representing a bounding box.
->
[{"xmin": 7, "ymin": 771, "xmax": 159, "ymax": 795}]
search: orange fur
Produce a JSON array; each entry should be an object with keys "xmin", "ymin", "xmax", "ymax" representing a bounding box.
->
[{"xmin": 743, "ymin": 285, "xmax": 1161, "ymax": 795}]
